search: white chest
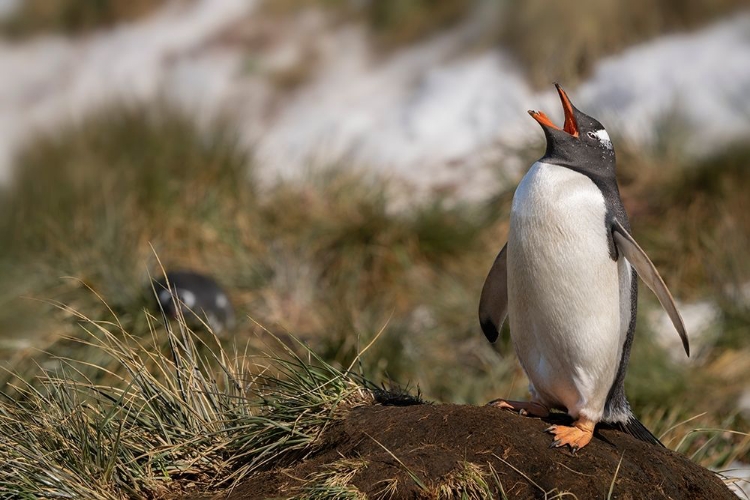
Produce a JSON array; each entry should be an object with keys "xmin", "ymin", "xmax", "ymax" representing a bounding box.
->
[
  {"xmin": 511, "ymin": 162, "xmax": 608, "ymax": 235},
  {"xmin": 506, "ymin": 161, "xmax": 631, "ymax": 420}
]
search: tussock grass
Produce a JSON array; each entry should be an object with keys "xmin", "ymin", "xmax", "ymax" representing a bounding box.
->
[
  {"xmin": 1, "ymin": 101, "xmax": 251, "ymax": 262},
  {"xmin": 0, "ymin": 306, "xmax": 374, "ymax": 498},
  {"xmin": 0, "ymin": 0, "xmax": 166, "ymax": 39},
  {"xmin": 620, "ymin": 140, "xmax": 750, "ymax": 303},
  {"xmin": 0, "ymin": 99, "xmax": 503, "ymax": 404},
  {"xmin": 618, "ymin": 139, "xmax": 750, "ymax": 470},
  {"xmin": 292, "ymin": 458, "xmax": 369, "ymax": 500},
  {"xmin": 363, "ymin": 0, "xmax": 473, "ymax": 49},
  {"xmin": 365, "ymin": 432, "xmax": 429, "ymax": 493},
  {"xmin": 615, "ymin": 136, "xmax": 750, "ymax": 472},
  {"xmin": 492, "ymin": 454, "xmax": 578, "ymax": 500},
  {"xmin": 0, "ymin": 101, "xmax": 253, "ymax": 387},
  {"xmin": 435, "ymin": 461, "xmax": 495, "ymax": 499},
  {"xmin": 372, "ymin": 477, "xmax": 399, "ymax": 500},
  {"xmin": 643, "ymin": 406, "xmax": 750, "ymax": 471}
]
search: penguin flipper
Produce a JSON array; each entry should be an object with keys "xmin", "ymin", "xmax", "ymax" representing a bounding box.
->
[
  {"xmin": 612, "ymin": 220, "xmax": 690, "ymax": 356},
  {"xmin": 478, "ymin": 243, "xmax": 508, "ymax": 343}
]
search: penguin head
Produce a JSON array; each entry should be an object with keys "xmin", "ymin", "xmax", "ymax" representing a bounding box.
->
[
  {"xmin": 152, "ymin": 270, "xmax": 235, "ymax": 334},
  {"xmin": 528, "ymin": 84, "xmax": 615, "ymax": 175}
]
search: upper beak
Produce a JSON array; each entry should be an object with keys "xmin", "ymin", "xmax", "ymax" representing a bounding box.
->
[{"xmin": 528, "ymin": 83, "xmax": 579, "ymax": 137}]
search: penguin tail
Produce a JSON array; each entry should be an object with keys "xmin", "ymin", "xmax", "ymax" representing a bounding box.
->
[{"xmin": 613, "ymin": 416, "xmax": 664, "ymax": 447}]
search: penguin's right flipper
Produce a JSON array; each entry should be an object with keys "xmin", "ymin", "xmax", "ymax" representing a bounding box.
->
[
  {"xmin": 479, "ymin": 243, "xmax": 508, "ymax": 343},
  {"xmin": 612, "ymin": 220, "xmax": 690, "ymax": 356}
]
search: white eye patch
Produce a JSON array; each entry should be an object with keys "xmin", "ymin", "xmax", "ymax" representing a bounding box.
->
[
  {"xmin": 177, "ymin": 289, "xmax": 196, "ymax": 309},
  {"xmin": 215, "ymin": 293, "xmax": 229, "ymax": 309},
  {"xmin": 588, "ymin": 129, "xmax": 613, "ymax": 149},
  {"xmin": 158, "ymin": 289, "xmax": 173, "ymax": 305}
]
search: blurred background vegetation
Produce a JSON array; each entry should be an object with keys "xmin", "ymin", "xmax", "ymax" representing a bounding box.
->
[
  {"xmin": 0, "ymin": 0, "xmax": 166, "ymax": 38},
  {"xmin": 0, "ymin": 0, "xmax": 748, "ymax": 485}
]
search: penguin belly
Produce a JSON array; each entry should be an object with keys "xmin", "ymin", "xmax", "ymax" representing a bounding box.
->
[{"xmin": 507, "ymin": 161, "xmax": 632, "ymax": 423}]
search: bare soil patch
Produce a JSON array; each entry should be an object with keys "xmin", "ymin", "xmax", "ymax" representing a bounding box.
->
[{"xmin": 201, "ymin": 402, "xmax": 733, "ymax": 499}]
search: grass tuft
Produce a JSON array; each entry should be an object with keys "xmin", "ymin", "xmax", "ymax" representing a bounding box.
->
[
  {"xmin": 292, "ymin": 458, "xmax": 369, "ymax": 500},
  {"xmin": 435, "ymin": 461, "xmax": 495, "ymax": 499},
  {"xmin": 372, "ymin": 477, "xmax": 399, "ymax": 500},
  {"xmin": 0, "ymin": 303, "xmax": 375, "ymax": 498}
]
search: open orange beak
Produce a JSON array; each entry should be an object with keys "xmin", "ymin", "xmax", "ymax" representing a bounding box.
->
[{"xmin": 528, "ymin": 84, "xmax": 579, "ymax": 137}]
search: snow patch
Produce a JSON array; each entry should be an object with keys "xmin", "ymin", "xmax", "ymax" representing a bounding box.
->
[
  {"xmin": 0, "ymin": 0, "xmax": 19, "ymax": 19},
  {"xmin": 0, "ymin": 0, "xmax": 256, "ymax": 182},
  {"xmin": 721, "ymin": 462, "xmax": 750, "ymax": 498},
  {"xmin": 579, "ymin": 13, "xmax": 750, "ymax": 152},
  {"xmin": 255, "ymin": 12, "xmax": 750, "ymax": 197},
  {"xmin": 648, "ymin": 299, "xmax": 721, "ymax": 363},
  {"xmin": 0, "ymin": 5, "xmax": 749, "ymax": 198}
]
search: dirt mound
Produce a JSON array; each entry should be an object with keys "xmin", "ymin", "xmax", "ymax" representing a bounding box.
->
[{"xmin": 215, "ymin": 403, "xmax": 734, "ymax": 499}]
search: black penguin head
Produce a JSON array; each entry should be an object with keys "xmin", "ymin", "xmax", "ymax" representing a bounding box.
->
[
  {"xmin": 529, "ymin": 84, "xmax": 615, "ymax": 175},
  {"xmin": 152, "ymin": 270, "xmax": 235, "ymax": 334}
]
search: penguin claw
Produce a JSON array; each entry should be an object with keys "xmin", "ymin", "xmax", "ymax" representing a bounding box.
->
[
  {"xmin": 545, "ymin": 419, "xmax": 595, "ymax": 452},
  {"xmin": 486, "ymin": 399, "xmax": 513, "ymax": 410},
  {"xmin": 486, "ymin": 399, "xmax": 550, "ymax": 417}
]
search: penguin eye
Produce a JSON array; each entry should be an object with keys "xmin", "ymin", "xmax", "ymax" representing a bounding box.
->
[{"xmin": 587, "ymin": 131, "xmax": 597, "ymax": 140}]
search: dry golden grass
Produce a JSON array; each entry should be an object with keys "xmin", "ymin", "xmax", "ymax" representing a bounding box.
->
[
  {"xmin": 260, "ymin": 0, "xmax": 473, "ymax": 50},
  {"xmin": 0, "ymin": 0, "xmax": 167, "ymax": 38}
]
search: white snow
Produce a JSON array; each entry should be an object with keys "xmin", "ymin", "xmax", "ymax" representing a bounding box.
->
[
  {"xmin": 648, "ymin": 299, "xmax": 721, "ymax": 363},
  {"xmin": 254, "ymin": 25, "xmax": 533, "ymax": 198},
  {"xmin": 739, "ymin": 390, "xmax": 750, "ymax": 417},
  {"xmin": 255, "ymin": 12, "xmax": 750, "ymax": 197},
  {"xmin": 721, "ymin": 462, "xmax": 750, "ymax": 498},
  {"xmin": 0, "ymin": 0, "xmax": 256, "ymax": 182},
  {"xmin": 0, "ymin": 3, "xmax": 749, "ymax": 198},
  {"xmin": 0, "ymin": 0, "xmax": 18, "ymax": 19},
  {"xmin": 578, "ymin": 14, "xmax": 750, "ymax": 152}
]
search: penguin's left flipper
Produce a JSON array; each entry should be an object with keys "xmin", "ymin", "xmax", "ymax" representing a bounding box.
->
[
  {"xmin": 612, "ymin": 220, "xmax": 690, "ymax": 356},
  {"xmin": 478, "ymin": 243, "xmax": 508, "ymax": 343}
]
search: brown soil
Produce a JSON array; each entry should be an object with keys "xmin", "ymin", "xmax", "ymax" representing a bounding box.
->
[{"xmin": 206, "ymin": 403, "xmax": 735, "ymax": 499}]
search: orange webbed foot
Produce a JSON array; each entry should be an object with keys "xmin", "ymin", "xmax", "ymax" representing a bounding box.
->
[
  {"xmin": 545, "ymin": 418, "xmax": 595, "ymax": 453},
  {"xmin": 487, "ymin": 399, "xmax": 549, "ymax": 417}
]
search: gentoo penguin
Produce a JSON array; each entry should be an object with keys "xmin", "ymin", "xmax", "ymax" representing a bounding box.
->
[
  {"xmin": 478, "ymin": 84, "xmax": 689, "ymax": 451},
  {"xmin": 153, "ymin": 270, "xmax": 235, "ymax": 334}
]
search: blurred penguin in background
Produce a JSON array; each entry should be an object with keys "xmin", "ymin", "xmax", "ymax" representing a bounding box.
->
[{"xmin": 153, "ymin": 270, "xmax": 235, "ymax": 334}]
